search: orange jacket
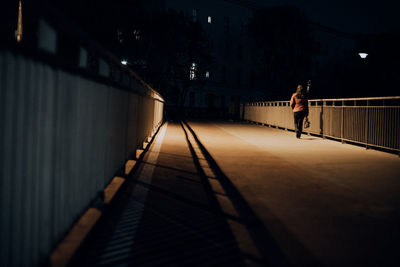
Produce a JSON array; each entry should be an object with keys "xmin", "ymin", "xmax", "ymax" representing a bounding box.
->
[{"xmin": 290, "ymin": 93, "xmax": 309, "ymax": 115}]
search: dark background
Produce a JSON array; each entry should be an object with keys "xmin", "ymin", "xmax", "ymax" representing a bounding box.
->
[{"xmin": 4, "ymin": 0, "xmax": 400, "ymax": 100}]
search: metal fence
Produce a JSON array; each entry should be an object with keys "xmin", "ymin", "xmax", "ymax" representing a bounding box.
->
[
  {"xmin": 0, "ymin": 4, "xmax": 164, "ymax": 266},
  {"xmin": 243, "ymin": 97, "xmax": 400, "ymax": 152}
]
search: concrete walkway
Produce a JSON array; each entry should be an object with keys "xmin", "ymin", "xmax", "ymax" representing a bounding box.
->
[
  {"xmin": 74, "ymin": 121, "xmax": 400, "ymax": 267},
  {"xmin": 188, "ymin": 121, "xmax": 400, "ymax": 267}
]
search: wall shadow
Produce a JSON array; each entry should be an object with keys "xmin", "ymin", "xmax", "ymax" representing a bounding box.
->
[
  {"xmin": 70, "ymin": 122, "xmax": 248, "ymax": 266},
  {"xmin": 183, "ymin": 121, "xmax": 322, "ymax": 267}
]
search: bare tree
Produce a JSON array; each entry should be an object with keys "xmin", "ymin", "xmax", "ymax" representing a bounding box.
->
[{"xmin": 126, "ymin": 11, "xmax": 213, "ymax": 108}]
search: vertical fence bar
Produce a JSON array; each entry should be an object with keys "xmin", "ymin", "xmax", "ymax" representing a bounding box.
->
[
  {"xmin": 341, "ymin": 100, "xmax": 344, "ymax": 143},
  {"xmin": 322, "ymin": 100, "xmax": 325, "ymax": 139},
  {"xmin": 365, "ymin": 100, "xmax": 369, "ymax": 149},
  {"xmin": 244, "ymin": 96, "xmax": 400, "ymax": 152}
]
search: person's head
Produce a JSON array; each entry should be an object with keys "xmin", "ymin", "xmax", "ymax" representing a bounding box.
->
[{"xmin": 296, "ymin": 85, "xmax": 303, "ymax": 94}]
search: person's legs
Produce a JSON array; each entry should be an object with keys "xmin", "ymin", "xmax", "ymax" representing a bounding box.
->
[
  {"xmin": 294, "ymin": 112, "xmax": 300, "ymax": 138},
  {"xmin": 298, "ymin": 113, "xmax": 304, "ymax": 138},
  {"xmin": 294, "ymin": 111, "xmax": 305, "ymax": 138}
]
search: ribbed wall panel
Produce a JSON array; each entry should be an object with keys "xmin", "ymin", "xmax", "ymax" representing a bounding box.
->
[{"xmin": 0, "ymin": 50, "xmax": 164, "ymax": 267}]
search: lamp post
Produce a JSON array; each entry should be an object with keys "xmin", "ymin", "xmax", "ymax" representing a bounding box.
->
[
  {"xmin": 16, "ymin": 0, "xmax": 23, "ymax": 42},
  {"xmin": 357, "ymin": 52, "xmax": 370, "ymax": 96}
]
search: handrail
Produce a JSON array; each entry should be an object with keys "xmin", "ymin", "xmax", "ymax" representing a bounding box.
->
[
  {"xmin": 247, "ymin": 96, "xmax": 400, "ymax": 106},
  {"xmin": 243, "ymin": 96, "xmax": 400, "ymax": 153}
]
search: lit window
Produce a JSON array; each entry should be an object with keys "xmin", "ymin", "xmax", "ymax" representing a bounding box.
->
[
  {"xmin": 79, "ymin": 47, "xmax": 88, "ymax": 68},
  {"xmin": 205, "ymin": 71, "xmax": 210, "ymax": 78},
  {"xmin": 192, "ymin": 9, "xmax": 198, "ymax": 22},
  {"xmin": 207, "ymin": 16, "xmax": 212, "ymax": 24},
  {"xmin": 190, "ymin": 62, "xmax": 197, "ymax": 80},
  {"xmin": 117, "ymin": 29, "xmax": 123, "ymax": 43},
  {"xmin": 133, "ymin": 30, "xmax": 141, "ymax": 40}
]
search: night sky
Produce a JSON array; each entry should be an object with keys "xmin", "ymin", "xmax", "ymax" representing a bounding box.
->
[{"xmin": 254, "ymin": 0, "xmax": 400, "ymax": 34}]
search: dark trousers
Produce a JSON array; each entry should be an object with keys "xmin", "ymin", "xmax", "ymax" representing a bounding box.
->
[{"xmin": 294, "ymin": 111, "xmax": 307, "ymax": 138}]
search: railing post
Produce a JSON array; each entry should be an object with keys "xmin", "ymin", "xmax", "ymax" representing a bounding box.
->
[
  {"xmin": 322, "ymin": 100, "xmax": 325, "ymax": 139},
  {"xmin": 244, "ymin": 96, "xmax": 399, "ymax": 153},
  {"xmin": 341, "ymin": 100, "xmax": 344, "ymax": 143},
  {"xmin": 365, "ymin": 100, "xmax": 369, "ymax": 149}
]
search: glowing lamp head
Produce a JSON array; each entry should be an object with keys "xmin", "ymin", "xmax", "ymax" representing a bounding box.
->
[
  {"xmin": 358, "ymin": 53, "xmax": 368, "ymax": 59},
  {"xmin": 121, "ymin": 60, "xmax": 128, "ymax": 65}
]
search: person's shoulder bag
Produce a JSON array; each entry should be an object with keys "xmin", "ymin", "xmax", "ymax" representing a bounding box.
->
[{"xmin": 304, "ymin": 117, "xmax": 310, "ymax": 128}]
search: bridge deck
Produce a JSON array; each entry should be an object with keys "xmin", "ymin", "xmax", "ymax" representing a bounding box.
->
[{"xmin": 73, "ymin": 121, "xmax": 400, "ymax": 267}]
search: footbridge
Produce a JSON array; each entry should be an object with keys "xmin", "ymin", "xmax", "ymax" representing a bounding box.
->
[{"xmin": 1, "ymin": 3, "xmax": 400, "ymax": 267}]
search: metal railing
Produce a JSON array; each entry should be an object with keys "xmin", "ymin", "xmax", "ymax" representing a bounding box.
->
[{"xmin": 243, "ymin": 97, "xmax": 400, "ymax": 153}]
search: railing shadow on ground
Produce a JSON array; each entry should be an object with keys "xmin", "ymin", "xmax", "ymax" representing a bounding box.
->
[
  {"xmin": 182, "ymin": 121, "xmax": 324, "ymax": 267},
  {"xmin": 68, "ymin": 122, "xmax": 167, "ymax": 267},
  {"xmin": 70, "ymin": 123, "xmax": 247, "ymax": 266},
  {"xmin": 140, "ymin": 159, "xmax": 199, "ymax": 177},
  {"xmin": 298, "ymin": 137, "xmax": 319, "ymax": 141}
]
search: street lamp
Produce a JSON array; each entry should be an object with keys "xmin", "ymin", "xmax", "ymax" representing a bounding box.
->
[
  {"xmin": 121, "ymin": 60, "xmax": 128, "ymax": 65},
  {"xmin": 358, "ymin": 53, "xmax": 368, "ymax": 59}
]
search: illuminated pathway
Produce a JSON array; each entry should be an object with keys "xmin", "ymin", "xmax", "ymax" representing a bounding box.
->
[{"xmin": 74, "ymin": 121, "xmax": 400, "ymax": 267}]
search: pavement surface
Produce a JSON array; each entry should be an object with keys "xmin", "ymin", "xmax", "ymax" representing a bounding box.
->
[{"xmin": 73, "ymin": 121, "xmax": 400, "ymax": 267}]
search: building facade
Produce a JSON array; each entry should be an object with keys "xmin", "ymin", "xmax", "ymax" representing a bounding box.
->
[
  {"xmin": 308, "ymin": 23, "xmax": 358, "ymax": 98},
  {"xmin": 143, "ymin": 0, "xmax": 264, "ymax": 118},
  {"xmin": 140, "ymin": 0, "xmax": 360, "ymax": 108}
]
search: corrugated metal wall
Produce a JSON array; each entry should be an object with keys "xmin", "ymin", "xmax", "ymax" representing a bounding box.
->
[{"xmin": 0, "ymin": 50, "xmax": 164, "ymax": 266}]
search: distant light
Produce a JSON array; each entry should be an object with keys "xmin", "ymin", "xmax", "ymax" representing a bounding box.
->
[
  {"xmin": 121, "ymin": 60, "xmax": 128, "ymax": 65},
  {"xmin": 190, "ymin": 62, "xmax": 197, "ymax": 80},
  {"xmin": 207, "ymin": 16, "xmax": 212, "ymax": 24},
  {"xmin": 133, "ymin": 29, "xmax": 141, "ymax": 40},
  {"xmin": 205, "ymin": 71, "xmax": 210, "ymax": 78},
  {"xmin": 359, "ymin": 53, "xmax": 368, "ymax": 59}
]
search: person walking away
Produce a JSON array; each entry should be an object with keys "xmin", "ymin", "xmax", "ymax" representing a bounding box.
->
[{"xmin": 290, "ymin": 85, "xmax": 309, "ymax": 139}]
